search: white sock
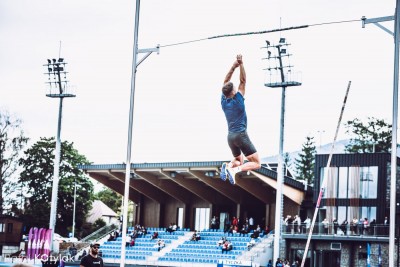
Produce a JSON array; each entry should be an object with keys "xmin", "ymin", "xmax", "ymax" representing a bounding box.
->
[
  {"xmin": 228, "ymin": 162, "xmax": 234, "ymax": 168},
  {"xmin": 233, "ymin": 166, "xmax": 242, "ymax": 172}
]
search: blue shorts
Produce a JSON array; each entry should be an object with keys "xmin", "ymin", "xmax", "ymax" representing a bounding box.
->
[{"xmin": 227, "ymin": 131, "xmax": 257, "ymax": 157}]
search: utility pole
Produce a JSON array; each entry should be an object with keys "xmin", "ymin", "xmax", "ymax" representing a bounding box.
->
[
  {"xmin": 263, "ymin": 38, "xmax": 301, "ymax": 263},
  {"xmin": 44, "ymin": 58, "xmax": 75, "ymax": 251}
]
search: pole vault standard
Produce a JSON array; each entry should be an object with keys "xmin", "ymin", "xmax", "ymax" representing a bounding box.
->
[
  {"xmin": 300, "ymin": 81, "xmax": 351, "ymax": 267},
  {"xmin": 362, "ymin": 4, "xmax": 400, "ymax": 266},
  {"xmin": 120, "ymin": 1, "xmax": 159, "ymax": 267}
]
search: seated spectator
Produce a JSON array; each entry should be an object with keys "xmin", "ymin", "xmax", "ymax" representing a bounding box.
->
[
  {"xmin": 247, "ymin": 238, "xmax": 256, "ymax": 250},
  {"xmin": 141, "ymin": 226, "xmax": 147, "ymax": 236},
  {"xmin": 221, "ymin": 240, "xmax": 233, "ymax": 254},
  {"xmin": 190, "ymin": 230, "xmax": 200, "ymax": 241},
  {"xmin": 156, "ymin": 239, "xmax": 165, "ymax": 251},
  {"xmin": 239, "ymin": 224, "xmax": 249, "ymax": 237},
  {"xmin": 166, "ymin": 223, "xmax": 175, "ymax": 234},
  {"xmin": 217, "ymin": 236, "xmax": 226, "ymax": 247},
  {"xmin": 129, "ymin": 238, "xmax": 135, "ymax": 247},
  {"xmin": 151, "ymin": 231, "xmax": 159, "ymax": 240}
]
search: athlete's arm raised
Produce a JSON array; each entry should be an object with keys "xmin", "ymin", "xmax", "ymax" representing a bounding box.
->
[
  {"xmin": 223, "ymin": 59, "xmax": 240, "ymax": 84},
  {"xmin": 237, "ymin": 54, "xmax": 246, "ymax": 96}
]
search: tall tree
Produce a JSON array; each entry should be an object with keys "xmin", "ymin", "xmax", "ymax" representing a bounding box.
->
[
  {"xmin": 0, "ymin": 110, "xmax": 29, "ymax": 214},
  {"xmin": 95, "ymin": 187, "xmax": 122, "ymax": 213},
  {"xmin": 18, "ymin": 137, "xmax": 94, "ymax": 237},
  {"xmin": 294, "ymin": 136, "xmax": 317, "ymax": 184},
  {"xmin": 344, "ymin": 117, "xmax": 392, "ymax": 153}
]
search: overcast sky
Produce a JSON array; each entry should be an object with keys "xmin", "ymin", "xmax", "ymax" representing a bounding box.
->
[{"xmin": 0, "ymin": 0, "xmax": 396, "ymax": 164}]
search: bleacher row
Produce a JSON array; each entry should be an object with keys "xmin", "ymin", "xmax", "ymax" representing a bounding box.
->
[{"xmin": 100, "ymin": 227, "xmax": 262, "ymax": 264}]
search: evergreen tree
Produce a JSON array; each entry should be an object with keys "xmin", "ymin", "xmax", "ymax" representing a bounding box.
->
[
  {"xmin": 344, "ymin": 117, "xmax": 392, "ymax": 153},
  {"xmin": 295, "ymin": 136, "xmax": 317, "ymax": 184},
  {"xmin": 18, "ymin": 137, "xmax": 94, "ymax": 237}
]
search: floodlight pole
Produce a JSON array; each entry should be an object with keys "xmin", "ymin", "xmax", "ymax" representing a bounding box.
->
[
  {"xmin": 263, "ymin": 40, "xmax": 301, "ymax": 263},
  {"xmin": 120, "ymin": 1, "xmax": 159, "ymax": 267},
  {"xmin": 362, "ymin": 3, "xmax": 399, "ymax": 266},
  {"xmin": 44, "ymin": 58, "xmax": 75, "ymax": 251}
]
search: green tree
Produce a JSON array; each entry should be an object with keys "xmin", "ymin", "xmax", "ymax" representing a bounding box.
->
[
  {"xmin": 18, "ymin": 137, "xmax": 94, "ymax": 237},
  {"xmin": 294, "ymin": 136, "xmax": 317, "ymax": 184},
  {"xmin": 0, "ymin": 110, "xmax": 29, "ymax": 214},
  {"xmin": 95, "ymin": 188, "xmax": 122, "ymax": 213},
  {"xmin": 344, "ymin": 117, "xmax": 392, "ymax": 153}
]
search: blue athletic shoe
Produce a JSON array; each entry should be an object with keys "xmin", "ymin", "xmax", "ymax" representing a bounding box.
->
[
  {"xmin": 226, "ymin": 167, "xmax": 239, "ymax": 185},
  {"xmin": 220, "ymin": 163, "xmax": 227, "ymax": 181}
]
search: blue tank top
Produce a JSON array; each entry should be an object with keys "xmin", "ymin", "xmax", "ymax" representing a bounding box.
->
[{"xmin": 221, "ymin": 92, "xmax": 247, "ymax": 133}]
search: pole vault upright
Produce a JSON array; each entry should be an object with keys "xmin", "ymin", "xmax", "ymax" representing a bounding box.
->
[
  {"xmin": 121, "ymin": 1, "xmax": 159, "ymax": 267},
  {"xmin": 362, "ymin": 2, "xmax": 400, "ymax": 265},
  {"xmin": 263, "ymin": 38, "xmax": 301, "ymax": 263}
]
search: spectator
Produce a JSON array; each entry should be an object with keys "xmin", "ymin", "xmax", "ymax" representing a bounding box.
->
[
  {"xmin": 166, "ymin": 223, "xmax": 174, "ymax": 234},
  {"xmin": 351, "ymin": 217, "xmax": 358, "ymax": 235},
  {"xmin": 129, "ymin": 238, "xmax": 135, "ymax": 247},
  {"xmin": 151, "ymin": 232, "xmax": 159, "ymax": 240},
  {"xmin": 211, "ymin": 216, "xmax": 218, "ymax": 230},
  {"xmin": 358, "ymin": 218, "xmax": 364, "ymax": 235},
  {"xmin": 247, "ymin": 238, "xmax": 256, "ymax": 250},
  {"xmin": 332, "ymin": 218, "xmax": 339, "ymax": 235},
  {"xmin": 263, "ymin": 225, "xmax": 270, "ymax": 235},
  {"xmin": 249, "ymin": 217, "xmax": 254, "ymax": 230},
  {"xmin": 69, "ymin": 244, "xmax": 77, "ymax": 257},
  {"xmin": 384, "ymin": 216, "xmax": 389, "ymax": 235},
  {"xmin": 221, "ymin": 240, "xmax": 232, "ymax": 254},
  {"xmin": 293, "ymin": 215, "xmax": 301, "ymax": 234},
  {"xmin": 232, "ymin": 217, "xmax": 238, "ymax": 228},
  {"xmin": 227, "ymin": 225, "xmax": 234, "ymax": 236},
  {"xmin": 156, "ymin": 239, "xmax": 165, "ymax": 251},
  {"xmin": 217, "ymin": 236, "xmax": 226, "ymax": 247},
  {"xmin": 190, "ymin": 230, "xmax": 200, "ymax": 241},
  {"xmin": 224, "ymin": 217, "xmax": 231, "ymax": 233},
  {"xmin": 284, "ymin": 215, "xmax": 293, "ymax": 233},
  {"xmin": 239, "ymin": 224, "xmax": 248, "ymax": 237},
  {"xmin": 303, "ymin": 217, "xmax": 311, "ymax": 234},
  {"xmin": 363, "ymin": 218, "xmax": 369, "ymax": 235},
  {"xmin": 321, "ymin": 218, "xmax": 329, "ymax": 234},
  {"xmin": 251, "ymin": 225, "xmax": 261, "ymax": 238},
  {"xmin": 80, "ymin": 243, "xmax": 103, "ymax": 267},
  {"xmin": 369, "ymin": 219, "xmax": 376, "ymax": 235},
  {"xmin": 340, "ymin": 219, "xmax": 348, "ymax": 235},
  {"xmin": 266, "ymin": 260, "xmax": 273, "ymax": 267},
  {"xmin": 125, "ymin": 235, "xmax": 131, "ymax": 247}
]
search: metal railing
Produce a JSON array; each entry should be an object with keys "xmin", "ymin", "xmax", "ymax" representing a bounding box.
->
[
  {"xmin": 282, "ymin": 222, "xmax": 390, "ymax": 237},
  {"xmin": 80, "ymin": 224, "xmax": 119, "ymax": 243}
]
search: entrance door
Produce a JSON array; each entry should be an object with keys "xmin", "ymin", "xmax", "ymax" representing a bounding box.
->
[{"xmin": 314, "ymin": 250, "xmax": 340, "ymax": 267}]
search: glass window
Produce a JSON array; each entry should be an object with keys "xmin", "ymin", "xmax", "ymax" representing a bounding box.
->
[
  {"xmin": 348, "ymin": 167, "xmax": 360, "ymax": 198},
  {"xmin": 338, "ymin": 167, "xmax": 348, "ymax": 198},
  {"xmin": 320, "ymin": 167, "xmax": 338, "ymax": 198},
  {"xmin": 0, "ymin": 224, "xmax": 5, "ymax": 233},
  {"xmin": 360, "ymin": 166, "xmax": 378, "ymax": 199},
  {"xmin": 337, "ymin": 206, "xmax": 347, "ymax": 223},
  {"xmin": 194, "ymin": 208, "xmax": 210, "ymax": 231},
  {"xmin": 360, "ymin": 207, "xmax": 376, "ymax": 221}
]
